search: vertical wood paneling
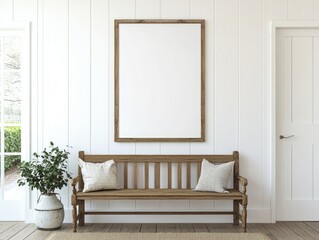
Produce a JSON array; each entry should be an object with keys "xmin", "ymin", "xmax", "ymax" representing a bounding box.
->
[
  {"xmin": 136, "ymin": 0, "xmax": 160, "ymax": 19},
  {"xmin": 238, "ymin": 0, "xmax": 263, "ymax": 209},
  {"xmin": 69, "ymin": 0, "xmax": 91, "ymax": 181},
  {"xmin": 135, "ymin": 0, "xmax": 161, "ymax": 155},
  {"xmin": 41, "ymin": 3, "xmax": 68, "ymax": 133},
  {"xmin": 42, "ymin": 0, "xmax": 69, "ymax": 148},
  {"xmin": 35, "ymin": 0, "xmax": 44, "ymax": 209},
  {"xmin": 14, "ymin": 0, "xmax": 37, "ymax": 21},
  {"xmin": 263, "ymin": 0, "xmax": 287, "ymax": 209},
  {"xmin": 91, "ymin": 0, "xmax": 109, "ymax": 154},
  {"xmin": 161, "ymin": 0, "xmax": 189, "ymax": 19},
  {"xmin": 0, "ymin": 0, "xmax": 13, "ymax": 20},
  {"xmin": 13, "ymin": 0, "xmax": 38, "ymax": 213},
  {"xmin": 159, "ymin": 0, "xmax": 190, "ymax": 156},
  {"xmin": 108, "ymin": 0, "xmax": 136, "ymax": 154},
  {"xmin": 264, "ymin": 0, "xmax": 288, "ymax": 20},
  {"xmin": 314, "ymin": 144, "xmax": 319, "ymax": 200},
  {"xmin": 315, "ymin": 0, "xmax": 319, "ymax": 20},
  {"xmin": 215, "ymin": 0, "xmax": 239, "ymax": 154},
  {"xmin": 314, "ymin": 38, "xmax": 319, "ymax": 123},
  {"xmin": 42, "ymin": 0, "xmax": 69, "ymax": 206},
  {"xmin": 288, "ymin": 0, "xmax": 314, "ymax": 20},
  {"xmin": 190, "ymin": 0, "xmax": 214, "ymax": 154},
  {"xmin": 68, "ymin": 0, "xmax": 92, "ymax": 209}
]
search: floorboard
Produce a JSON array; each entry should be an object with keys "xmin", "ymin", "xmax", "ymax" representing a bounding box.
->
[
  {"xmin": 0, "ymin": 222, "xmax": 17, "ymax": 234},
  {"xmin": 179, "ymin": 223, "xmax": 194, "ymax": 232},
  {"xmin": 9, "ymin": 224, "xmax": 37, "ymax": 240},
  {"xmin": 0, "ymin": 222, "xmax": 29, "ymax": 240},
  {"xmin": 109, "ymin": 223, "xmax": 123, "ymax": 232},
  {"xmin": 275, "ymin": 222, "xmax": 303, "ymax": 240},
  {"xmin": 140, "ymin": 223, "xmax": 156, "ymax": 232},
  {"xmin": 284, "ymin": 222, "xmax": 316, "ymax": 240},
  {"xmin": 263, "ymin": 223, "xmax": 288, "ymax": 240},
  {"xmin": 1, "ymin": 222, "xmax": 319, "ymax": 240},
  {"xmin": 304, "ymin": 222, "xmax": 319, "ymax": 233}
]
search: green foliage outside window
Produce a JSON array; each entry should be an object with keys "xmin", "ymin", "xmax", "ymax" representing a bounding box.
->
[{"xmin": 4, "ymin": 126, "xmax": 21, "ymax": 171}]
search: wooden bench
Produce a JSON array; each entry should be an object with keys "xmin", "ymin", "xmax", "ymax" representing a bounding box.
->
[{"xmin": 71, "ymin": 151, "xmax": 248, "ymax": 232}]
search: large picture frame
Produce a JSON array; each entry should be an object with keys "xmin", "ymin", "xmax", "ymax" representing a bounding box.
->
[{"xmin": 114, "ymin": 19, "xmax": 205, "ymax": 142}]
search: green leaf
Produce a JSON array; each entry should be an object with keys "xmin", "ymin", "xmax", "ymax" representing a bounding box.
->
[{"xmin": 16, "ymin": 142, "xmax": 72, "ymax": 193}]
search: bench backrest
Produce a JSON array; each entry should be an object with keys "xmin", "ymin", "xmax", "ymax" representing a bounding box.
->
[{"xmin": 78, "ymin": 151, "xmax": 239, "ymax": 191}]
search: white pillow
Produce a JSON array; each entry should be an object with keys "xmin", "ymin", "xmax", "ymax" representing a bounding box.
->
[
  {"xmin": 78, "ymin": 159, "xmax": 118, "ymax": 192},
  {"xmin": 195, "ymin": 159, "xmax": 234, "ymax": 193}
]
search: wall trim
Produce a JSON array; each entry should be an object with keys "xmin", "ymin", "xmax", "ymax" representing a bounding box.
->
[{"xmin": 270, "ymin": 21, "xmax": 319, "ymax": 223}]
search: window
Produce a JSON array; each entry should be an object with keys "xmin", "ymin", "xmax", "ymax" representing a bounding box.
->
[{"xmin": 0, "ymin": 31, "xmax": 23, "ymax": 200}]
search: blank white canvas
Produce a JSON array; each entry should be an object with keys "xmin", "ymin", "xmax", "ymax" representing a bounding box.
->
[{"xmin": 118, "ymin": 23, "xmax": 201, "ymax": 138}]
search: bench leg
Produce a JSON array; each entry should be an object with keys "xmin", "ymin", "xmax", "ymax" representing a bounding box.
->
[
  {"xmin": 71, "ymin": 195, "xmax": 77, "ymax": 232},
  {"xmin": 79, "ymin": 200, "xmax": 85, "ymax": 226},
  {"xmin": 241, "ymin": 195, "xmax": 248, "ymax": 233},
  {"xmin": 233, "ymin": 200, "xmax": 240, "ymax": 226}
]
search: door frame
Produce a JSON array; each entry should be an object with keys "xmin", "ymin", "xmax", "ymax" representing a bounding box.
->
[{"xmin": 271, "ymin": 21, "xmax": 319, "ymax": 223}]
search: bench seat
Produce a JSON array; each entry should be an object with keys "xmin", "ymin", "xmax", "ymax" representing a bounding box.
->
[{"xmin": 76, "ymin": 189, "xmax": 243, "ymax": 200}]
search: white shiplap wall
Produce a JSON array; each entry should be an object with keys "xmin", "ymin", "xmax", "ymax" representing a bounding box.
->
[{"xmin": 2, "ymin": 0, "xmax": 319, "ymax": 223}]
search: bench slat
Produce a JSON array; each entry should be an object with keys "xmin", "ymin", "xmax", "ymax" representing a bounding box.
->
[
  {"xmin": 155, "ymin": 163, "xmax": 160, "ymax": 189},
  {"xmin": 197, "ymin": 162, "xmax": 201, "ymax": 181},
  {"xmin": 168, "ymin": 162, "xmax": 172, "ymax": 189},
  {"xmin": 134, "ymin": 162, "xmax": 138, "ymax": 189},
  {"xmin": 178, "ymin": 163, "xmax": 182, "ymax": 189},
  {"xmin": 124, "ymin": 162, "xmax": 128, "ymax": 189},
  {"xmin": 145, "ymin": 162, "xmax": 149, "ymax": 189},
  {"xmin": 187, "ymin": 162, "xmax": 191, "ymax": 189}
]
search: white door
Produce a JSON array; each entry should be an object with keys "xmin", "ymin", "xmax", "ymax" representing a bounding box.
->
[{"xmin": 276, "ymin": 28, "xmax": 319, "ymax": 220}]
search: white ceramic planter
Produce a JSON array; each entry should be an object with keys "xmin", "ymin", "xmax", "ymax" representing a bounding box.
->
[{"xmin": 34, "ymin": 194, "xmax": 64, "ymax": 230}]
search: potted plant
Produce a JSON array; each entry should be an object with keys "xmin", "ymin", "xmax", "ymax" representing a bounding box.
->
[{"xmin": 18, "ymin": 142, "xmax": 72, "ymax": 230}]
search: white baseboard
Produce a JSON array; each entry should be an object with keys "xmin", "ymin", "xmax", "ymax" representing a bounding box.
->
[{"xmin": 25, "ymin": 208, "xmax": 272, "ymax": 223}]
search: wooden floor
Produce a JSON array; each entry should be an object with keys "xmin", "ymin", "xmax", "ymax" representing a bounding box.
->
[{"xmin": 0, "ymin": 222, "xmax": 319, "ymax": 240}]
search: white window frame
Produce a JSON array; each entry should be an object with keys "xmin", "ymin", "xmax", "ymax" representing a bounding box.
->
[{"xmin": 0, "ymin": 21, "xmax": 30, "ymax": 220}]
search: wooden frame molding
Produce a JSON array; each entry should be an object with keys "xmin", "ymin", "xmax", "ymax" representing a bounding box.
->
[{"xmin": 114, "ymin": 19, "xmax": 205, "ymax": 142}]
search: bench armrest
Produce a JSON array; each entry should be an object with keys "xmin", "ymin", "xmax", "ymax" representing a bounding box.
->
[
  {"xmin": 237, "ymin": 176, "xmax": 248, "ymax": 187},
  {"xmin": 72, "ymin": 176, "xmax": 81, "ymax": 194},
  {"xmin": 236, "ymin": 175, "xmax": 248, "ymax": 195}
]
